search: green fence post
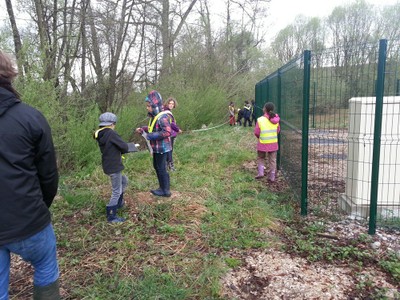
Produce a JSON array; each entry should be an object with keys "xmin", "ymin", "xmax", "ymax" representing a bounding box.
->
[
  {"xmin": 312, "ymin": 82, "xmax": 316, "ymax": 128},
  {"xmin": 301, "ymin": 50, "xmax": 311, "ymax": 216},
  {"xmin": 368, "ymin": 39, "xmax": 387, "ymax": 235},
  {"xmin": 255, "ymin": 83, "xmax": 260, "ymax": 118},
  {"xmin": 277, "ymin": 69, "xmax": 282, "ymax": 171}
]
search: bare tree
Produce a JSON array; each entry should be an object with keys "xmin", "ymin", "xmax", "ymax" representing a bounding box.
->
[
  {"xmin": 327, "ymin": 0, "xmax": 374, "ymax": 66},
  {"xmin": 375, "ymin": 2, "xmax": 400, "ymax": 53},
  {"xmin": 140, "ymin": 0, "xmax": 198, "ymax": 81},
  {"xmin": 32, "ymin": 0, "xmax": 57, "ymax": 80},
  {"xmin": 86, "ymin": 0, "xmax": 140, "ymax": 111},
  {"xmin": 271, "ymin": 16, "xmax": 325, "ymax": 65},
  {"xmin": 5, "ymin": 0, "xmax": 28, "ymax": 76}
]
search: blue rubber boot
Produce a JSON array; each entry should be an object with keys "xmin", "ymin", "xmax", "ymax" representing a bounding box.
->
[{"xmin": 106, "ymin": 205, "xmax": 125, "ymax": 223}]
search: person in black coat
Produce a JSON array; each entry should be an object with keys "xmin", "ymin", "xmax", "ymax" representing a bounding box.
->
[
  {"xmin": 94, "ymin": 112, "xmax": 131, "ymax": 223},
  {"xmin": 0, "ymin": 51, "xmax": 60, "ymax": 299},
  {"xmin": 243, "ymin": 100, "xmax": 252, "ymax": 127}
]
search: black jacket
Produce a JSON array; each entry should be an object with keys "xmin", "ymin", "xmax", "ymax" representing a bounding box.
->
[
  {"xmin": 243, "ymin": 105, "xmax": 251, "ymax": 119},
  {"xmin": 0, "ymin": 87, "xmax": 59, "ymax": 246},
  {"xmin": 94, "ymin": 127, "xmax": 129, "ymax": 174}
]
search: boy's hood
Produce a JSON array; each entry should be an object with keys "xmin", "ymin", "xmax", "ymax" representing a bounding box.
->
[{"xmin": 145, "ymin": 90, "xmax": 163, "ymax": 116}]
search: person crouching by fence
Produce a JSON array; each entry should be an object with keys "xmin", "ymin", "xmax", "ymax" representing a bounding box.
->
[{"xmin": 254, "ymin": 102, "xmax": 280, "ymax": 182}]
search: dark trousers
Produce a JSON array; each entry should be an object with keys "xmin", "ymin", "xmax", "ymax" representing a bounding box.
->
[
  {"xmin": 243, "ymin": 117, "xmax": 251, "ymax": 127},
  {"xmin": 153, "ymin": 152, "xmax": 170, "ymax": 192},
  {"xmin": 167, "ymin": 136, "xmax": 176, "ymax": 163},
  {"xmin": 251, "ymin": 115, "xmax": 256, "ymax": 126}
]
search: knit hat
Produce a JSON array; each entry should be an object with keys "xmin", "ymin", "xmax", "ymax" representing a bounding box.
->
[
  {"xmin": 99, "ymin": 112, "xmax": 117, "ymax": 126},
  {"xmin": 145, "ymin": 90, "xmax": 163, "ymax": 116}
]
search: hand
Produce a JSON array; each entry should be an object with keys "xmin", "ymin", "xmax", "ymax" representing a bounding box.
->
[
  {"xmin": 179, "ymin": 129, "xmax": 183, "ymax": 134},
  {"xmin": 135, "ymin": 128, "xmax": 143, "ymax": 134}
]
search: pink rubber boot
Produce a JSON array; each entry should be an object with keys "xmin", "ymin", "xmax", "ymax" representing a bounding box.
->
[
  {"xmin": 269, "ymin": 170, "xmax": 276, "ymax": 182},
  {"xmin": 255, "ymin": 163, "xmax": 265, "ymax": 179}
]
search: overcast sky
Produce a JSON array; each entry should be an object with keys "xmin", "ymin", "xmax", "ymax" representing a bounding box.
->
[
  {"xmin": 265, "ymin": 0, "xmax": 399, "ymax": 38},
  {"xmin": 208, "ymin": 0, "xmax": 399, "ymax": 43}
]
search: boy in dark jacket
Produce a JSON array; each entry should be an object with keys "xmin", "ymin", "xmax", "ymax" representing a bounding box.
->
[
  {"xmin": 243, "ymin": 100, "xmax": 252, "ymax": 127},
  {"xmin": 94, "ymin": 112, "xmax": 130, "ymax": 223}
]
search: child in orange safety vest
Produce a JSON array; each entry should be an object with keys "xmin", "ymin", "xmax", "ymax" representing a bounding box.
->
[{"xmin": 254, "ymin": 102, "xmax": 280, "ymax": 182}]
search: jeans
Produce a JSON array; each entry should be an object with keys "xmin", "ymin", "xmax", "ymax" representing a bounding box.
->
[
  {"xmin": 108, "ymin": 172, "xmax": 128, "ymax": 207},
  {"xmin": 0, "ymin": 223, "xmax": 59, "ymax": 300}
]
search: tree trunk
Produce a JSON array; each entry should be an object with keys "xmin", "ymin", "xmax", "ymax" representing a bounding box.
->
[
  {"xmin": 159, "ymin": 0, "xmax": 198, "ymax": 80},
  {"xmin": 33, "ymin": 0, "xmax": 55, "ymax": 80},
  {"xmin": 5, "ymin": 0, "xmax": 27, "ymax": 76},
  {"xmin": 87, "ymin": 0, "xmax": 106, "ymax": 110}
]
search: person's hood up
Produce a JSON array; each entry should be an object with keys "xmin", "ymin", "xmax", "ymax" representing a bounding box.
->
[
  {"xmin": 145, "ymin": 90, "xmax": 163, "ymax": 116},
  {"xmin": 0, "ymin": 87, "xmax": 20, "ymax": 117}
]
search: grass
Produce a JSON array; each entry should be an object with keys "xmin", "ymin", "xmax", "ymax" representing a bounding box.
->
[
  {"xmin": 9, "ymin": 125, "xmax": 400, "ymax": 299},
  {"xmin": 47, "ymin": 126, "xmax": 289, "ymax": 299}
]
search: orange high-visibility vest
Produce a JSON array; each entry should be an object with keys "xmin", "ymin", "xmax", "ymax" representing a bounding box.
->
[{"xmin": 257, "ymin": 116, "xmax": 278, "ymax": 144}]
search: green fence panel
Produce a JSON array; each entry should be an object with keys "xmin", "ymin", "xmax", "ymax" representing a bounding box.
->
[{"xmin": 255, "ymin": 39, "xmax": 400, "ymax": 231}]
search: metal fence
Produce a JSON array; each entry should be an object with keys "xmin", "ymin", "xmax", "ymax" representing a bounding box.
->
[{"xmin": 255, "ymin": 40, "xmax": 400, "ymax": 233}]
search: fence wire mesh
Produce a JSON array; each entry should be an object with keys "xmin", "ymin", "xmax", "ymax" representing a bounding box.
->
[{"xmin": 255, "ymin": 40, "xmax": 400, "ymax": 230}]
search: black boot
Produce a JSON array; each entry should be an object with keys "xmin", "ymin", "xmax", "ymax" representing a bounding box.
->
[
  {"xmin": 117, "ymin": 193, "xmax": 124, "ymax": 209},
  {"xmin": 33, "ymin": 279, "xmax": 60, "ymax": 300},
  {"xmin": 106, "ymin": 205, "xmax": 125, "ymax": 223},
  {"xmin": 150, "ymin": 187, "xmax": 163, "ymax": 195},
  {"xmin": 150, "ymin": 171, "xmax": 163, "ymax": 195},
  {"xmin": 151, "ymin": 189, "xmax": 165, "ymax": 196},
  {"xmin": 151, "ymin": 173, "xmax": 171, "ymax": 197},
  {"xmin": 161, "ymin": 173, "xmax": 171, "ymax": 197}
]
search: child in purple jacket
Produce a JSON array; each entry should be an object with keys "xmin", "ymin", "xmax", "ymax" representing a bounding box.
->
[
  {"xmin": 164, "ymin": 97, "xmax": 182, "ymax": 171},
  {"xmin": 254, "ymin": 102, "xmax": 280, "ymax": 182}
]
